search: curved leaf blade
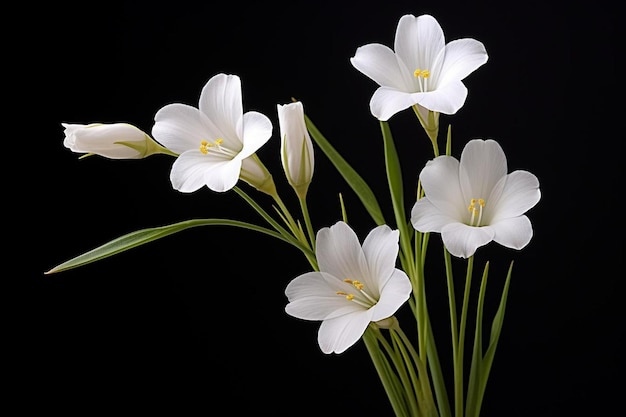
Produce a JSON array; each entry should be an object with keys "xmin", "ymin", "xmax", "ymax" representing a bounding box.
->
[{"xmin": 45, "ymin": 219, "xmax": 308, "ymax": 274}]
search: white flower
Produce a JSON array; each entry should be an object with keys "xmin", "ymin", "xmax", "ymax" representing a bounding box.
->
[
  {"xmin": 152, "ymin": 73, "xmax": 273, "ymax": 193},
  {"xmin": 285, "ymin": 221, "xmax": 412, "ymax": 354},
  {"xmin": 62, "ymin": 122, "xmax": 162, "ymax": 159},
  {"xmin": 411, "ymin": 139, "xmax": 541, "ymax": 258},
  {"xmin": 350, "ymin": 14, "xmax": 488, "ymax": 121},
  {"xmin": 277, "ymin": 101, "xmax": 314, "ymax": 198}
]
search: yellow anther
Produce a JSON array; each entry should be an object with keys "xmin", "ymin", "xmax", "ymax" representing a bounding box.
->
[
  {"xmin": 343, "ymin": 278, "xmax": 353, "ymax": 284},
  {"xmin": 336, "ymin": 291, "xmax": 347, "ymax": 296},
  {"xmin": 345, "ymin": 294, "xmax": 355, "ymax": 301},
  {"xmin": 414, "ymin": 69, "xmax": 430, "ymax": 78},
  {"xmin": 468, "ymin": 198, "xmax": 486, "ymax": 226},
  {"xmin": 199, "ymin": 138, "xmax": 224, "ymax": 154},
  {"xmin": 352, "ymin": 280, "xmax": 364, "ymax": 290}
]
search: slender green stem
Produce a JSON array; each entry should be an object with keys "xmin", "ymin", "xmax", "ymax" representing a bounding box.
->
[
  {"xmin": 455, "ymin": 255, "xmax": 475, "ymax": 417},
  {"xmin": 272, "ymin": 191, "xmax": 301, "ymax": 237},
  {"xmin": 443, "ymin": 247, "xmax": 459, "ymax": 416},
  {"xmin": 389, "ymin": 330, "xmax": 422, "ymax": 417},
  {"xmin": 233, "ymin": 186, "xmax": 317, "ymax": 270},
  {"xmin": 298, "ymin": 195, "xmax": 316, "ymax": 252},
  {"xmin": 363, "ymin": 327, "xmax": 409, "ymax": 417},
  {"xmin": 466, "ymin": 262, "xmax": 489, "ymax": 417},
  {"xmin": 426, "ymin": 318, "xmax": 452, "ymax": 417},
  {"xmin": 392, "ymin": 326, "xmax": 439, "ymax": 417}
]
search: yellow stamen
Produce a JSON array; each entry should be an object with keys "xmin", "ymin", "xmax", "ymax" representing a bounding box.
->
[
  {"xmin": 336, "ymin": 290, "xmax": 355, "ymax": 301},
  {"xmin": 199, "ymin": 138, "xmax": 224, "ymax": 154},
  {"xmin": 467, "ymin": 198, "xmax": 486, "ymax": 226},
  {"xmin": 413, "ymin": 68, "xmax": 431, "ymax": 92}
]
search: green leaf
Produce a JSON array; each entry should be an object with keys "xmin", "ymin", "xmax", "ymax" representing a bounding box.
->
[
  {"xmin": 380, "ymin": 121, "xmax": 414, "ymax": 265},
  {"xmin": 476, "ymin": 261, "xmax": 514, "ymax": 414},
  {"xmin": 46, "ymin": 219, "xmax": 311, "ymax": 274},
  {"xmin": 304, "ymin": 114, "xmax": 385, "ymax": 226}
]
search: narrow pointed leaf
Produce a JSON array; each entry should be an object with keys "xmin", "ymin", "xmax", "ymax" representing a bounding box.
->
[
  {"xmin": 476, "ymin": 261, "xmax": 514, "ymax": 414},
  {"xmin": 380, "ymin": 120, "xmax": 414, "ymax": 256},
  {"xmin": 46, "ymin": 219, "xmax": 310, "ymax": 274},
  {"xmin": 304, "ymin": 114, "xmax": 385, "ymax": 226}
]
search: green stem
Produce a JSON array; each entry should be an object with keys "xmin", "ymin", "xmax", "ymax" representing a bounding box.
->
[
  {"xmin": 363, "ymin": 326, "xmax": 409, "ymax": 417},
  {"xmin": 456, "ymin": 255, "xmax": 475, "ymax": 417},
  {"xmin": 388, "ymin": 330, "xmax": 422, "ymax": 417},
  {"xmin": 298, "ymin": 194, "xmax": 316, "ymax": 252},
  {"xmin": 465, "ymin": 262, "xmax": 490, "ymax": 417},
  {"xmin": 393, "ymin": 326, "xmax": 439, "ymax": 417},
  {"xmin": 426, "ymin": 318, "xmax": 452, "ymax": 417},
  {"xmin": 233, "ymin": 186, "xmax": 317, "ymax": 270}
]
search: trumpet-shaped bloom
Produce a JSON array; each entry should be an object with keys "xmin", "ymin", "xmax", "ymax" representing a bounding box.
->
[
  {"xmin": 285, "ymin": 221, "xmax": 412, "ymax": 354},
  {"xmin": 411, "ymin": 139, "xmax": 541, "ymax": 258},
  {"xmin": 152, "ymin": 73, "xmax": 273, "ymax": 193},
  {"xmin": 277, "ymin": 101, "xmax": 314, "ymax": 198},
  {"xmin": 350, "ymin": 14, "xmax": 488, "ymax": 121},
  {"xmin": 62, "ymin": 122, "xmax": 163, "ymax": 159}
]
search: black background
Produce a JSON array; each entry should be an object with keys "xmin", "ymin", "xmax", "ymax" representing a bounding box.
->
[{"xmin": 15, "ymin": 1, "xmax": 620, "ymax": 415}]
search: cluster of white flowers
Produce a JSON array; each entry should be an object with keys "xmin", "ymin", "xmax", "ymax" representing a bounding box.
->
[{"xmin": 52, "ymin": 13, "xmax": 540, "ymax": 417}]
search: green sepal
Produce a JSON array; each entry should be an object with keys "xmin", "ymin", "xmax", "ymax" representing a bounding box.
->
[{"xmin": 115, "ymin": 134, "xmax": 178, "ymax": 158}]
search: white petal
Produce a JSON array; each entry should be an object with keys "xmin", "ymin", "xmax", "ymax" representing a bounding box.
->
[
  {"xmin": 491, "ymin": 215, "xmax": 534, "ymax": 250},
  {"xmin": 419, "ymin": 156, "xmax": 467, "ymax": 221},
  {"xmin": 316, "ymin": 222, "xmax": 368, "ymax": 283},
  {"xmin": 152, "ymin": 103, "xmax": 219, "ymax": 154},
  {"xmin": 350, "ymin": 43, "xmax": 407, "ymax": 90},
  {"xmin": 370, "ymin": 269, "xmax": 412, "ymax": 322},
  {"xmin": 169, "ymin": 151, "xmax": 219, "ymax": 193},
  {"xmin": 285, "ymin": 272, "xmax": 362, "ymax": 321},
  {"xmin": 437, "ymin": 38, "xmax": 489, "ymax": 87},
  {"xmin": 361, "ymin": 225, "xmax": 399, "ymax": 295},
  {"xmin": 394, "ymin": 14, "xmax": 445, "ymax": 80},
  {"xmin": 203, "ymin": 158, "xmax": 242, "ymax": 192},
  {"xmin": 238, "ymin": 111, "xmax": 273, "ymax": 159},
  {"xmin": 459, "ymin": 139, "xmax": 508, "ymax": 203},
  {"xmin": 413, "ymin": 81, "xmax": 468, "ymax": 115},
  {"xmin": 318, "ymin": 310, "xmax": 372, "ymax": 354},
  {"xmin": 369, "ymin": 87, "xmax": 420, "ymax": 121},
  {"xmin": 199, "ymin": 73, "xmax": 243, "ymax": 142},
  {"xmin": 490, "ymin": 170, "xmax": 541, "ymax": 222},
  {"xmin": 441, "ymin": 222, "xmax": 495, "ymax": 258},
  {"xmin": 411, "ymin": 197, "xmax": 457, "ymax": 233}
]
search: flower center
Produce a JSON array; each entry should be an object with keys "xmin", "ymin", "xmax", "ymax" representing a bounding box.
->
[
  {"xmin": 467, "ymin": 198, "xmax": 486, "ymax": 227},
  {"xmin": 414, "ymin": 68, "xmax": 431, "ymax": 92},
  {"xmin": 336, "ymin": 279, "xmax": 377, "ymax": 308},
  {"xmin": 199, "ymin": 138, "xmax": 237, "ymax": 158}
]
